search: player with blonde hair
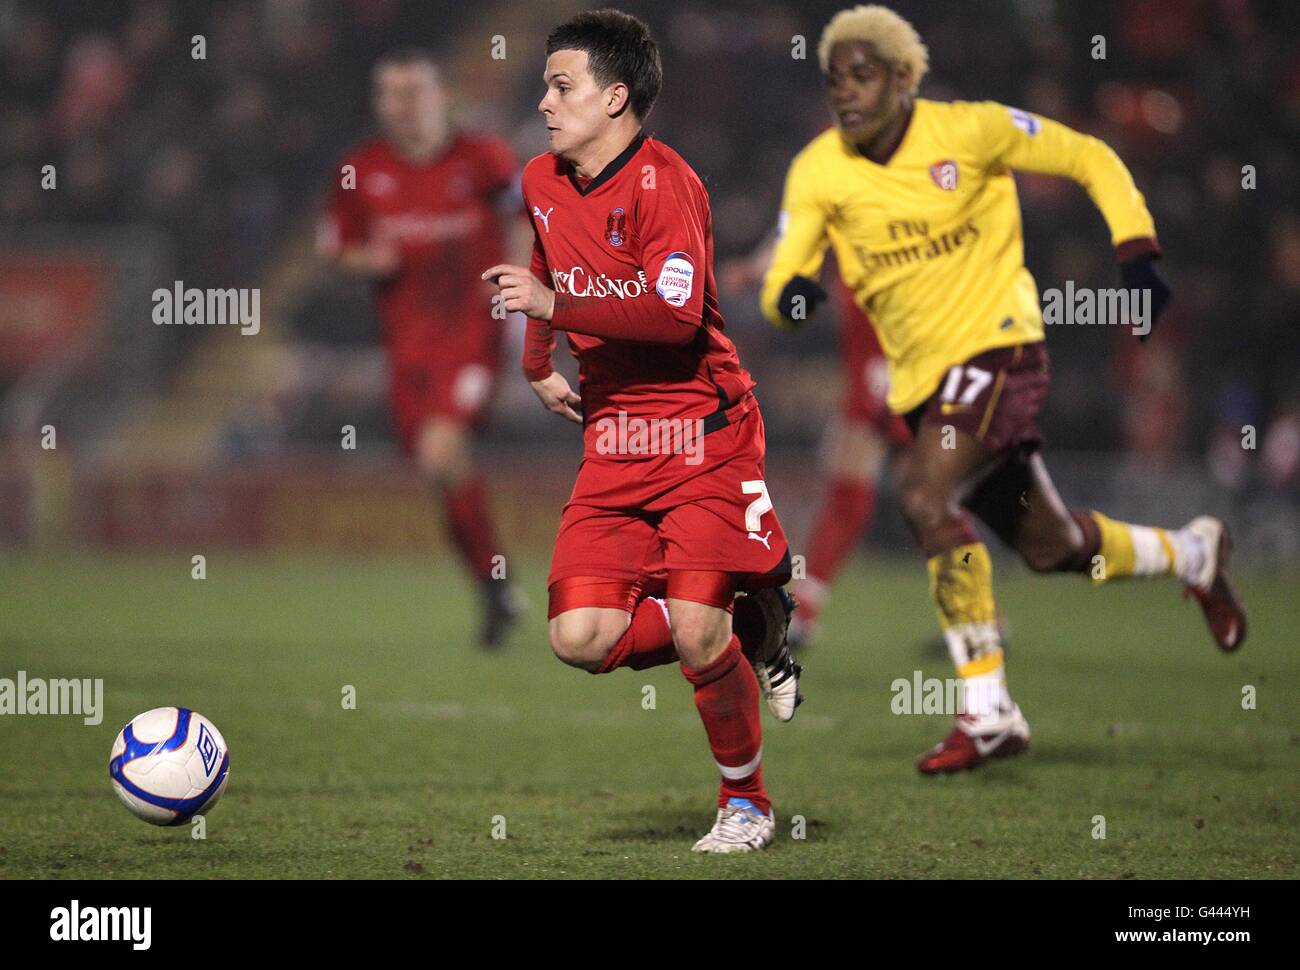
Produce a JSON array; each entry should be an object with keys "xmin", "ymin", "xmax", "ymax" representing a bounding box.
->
[{"xmin": 763, "ymin": 5, "xmax": 1246, "ymax": 773}]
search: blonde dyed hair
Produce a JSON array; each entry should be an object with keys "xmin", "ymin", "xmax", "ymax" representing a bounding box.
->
[{"xmin": 818, "ymin": 5, "xmax": 929, "ymax": 94}]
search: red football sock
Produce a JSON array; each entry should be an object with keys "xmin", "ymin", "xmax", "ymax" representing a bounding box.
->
[
  {"xmin": 443, "ymin": 476, "xmax": 503, "ymax": 582},
  {"xmin": 806, "ymin": 478, "xmax": 876, "ymax": 585},
  {"xmin": 597, "ymin": 596, "xmax": 678, "ymax": 672},
  {"xmin": 681, "ymin": 635, "xmax": 768, "ymax": 812}
]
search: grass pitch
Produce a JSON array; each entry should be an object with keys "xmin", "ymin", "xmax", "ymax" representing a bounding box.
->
[{"xmin": 2, "ymin": 551, "xmax": 1297, "ymax": 879}]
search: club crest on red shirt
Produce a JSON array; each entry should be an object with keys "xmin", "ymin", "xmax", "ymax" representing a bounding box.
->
[
  {"xmin": 605, "ymin": 207, "xmax": 626, "ymax": 247},
  {"xmin": 930, "ymin": 160, "xmax": 959, "ymax": 191}
]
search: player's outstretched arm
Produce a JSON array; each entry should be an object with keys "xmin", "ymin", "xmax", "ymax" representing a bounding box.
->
[
  {"xmin": 482, "ymin": 261, "xmax": 700, "ymax": 345},
  {"xmin": 970, "ymin": 101, "xmax": 1172, "ymax": 335},
  {"xmin": 760, "ymin": 151, "xmax": 831, "ymax": 330},
  {"xmin": 552, "ymin": 168, "xmax": 724, "ymax": 346},
  {"xmin": 494, "ymin": 169, "xmax": 723, "ymax": 346},
  {"xmin": 972, "ymin": 102, "xmax": 1156, "ymax": 243}
]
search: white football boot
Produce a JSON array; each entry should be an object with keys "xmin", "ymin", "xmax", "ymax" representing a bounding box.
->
[{"xmin": 691, "ymin": 798, "xmax": 776, "ymax": 853}]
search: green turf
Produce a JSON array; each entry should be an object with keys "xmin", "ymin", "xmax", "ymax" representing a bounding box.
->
[{"xmin": 1, "ymin": 551, "xmax": 1296, "ymax": 879}]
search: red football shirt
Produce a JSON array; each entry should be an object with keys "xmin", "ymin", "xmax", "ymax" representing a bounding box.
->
[
  {"xmin": 321, "ymin": 132, "xmax": 517, "ymax": 363},
  {"xmin": 520, "ymin": 133, "xmax": 757, "ymax": 456}
]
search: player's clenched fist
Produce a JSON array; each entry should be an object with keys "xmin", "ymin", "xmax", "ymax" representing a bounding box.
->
[
  {"xmin": 528, "ymin": 371, "xmax": 582, "ymax": 424},
  {"xmin": 482, "ymin": 264, "xmax": 555, "ymax": 321}
]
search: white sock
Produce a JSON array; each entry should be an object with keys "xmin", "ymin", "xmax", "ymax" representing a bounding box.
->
[
  {"xmin": 1128, "ymin": 525, "xmax": 1172, "ymax": 575},
  {"xmin": 942, "ymin": 621, "xmax": 1013, "ymax": 723},
  {"xmin": 962, "ymin": 670, "xmax": 1011, "ymax": 720}
]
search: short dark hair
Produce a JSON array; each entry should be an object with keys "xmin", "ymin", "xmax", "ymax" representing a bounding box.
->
[
  {"xmin": 374, "ymin": 47, "xmax": 441, "ymax": 82},
  {"xmin": 546, "ymin": 9, "xmax": 662, "ymax": 120}
]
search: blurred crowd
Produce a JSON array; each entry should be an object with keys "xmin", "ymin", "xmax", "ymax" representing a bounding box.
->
[{"xmin": 2, "ymin": 0, "xmax": 1297, "ymax": 494}]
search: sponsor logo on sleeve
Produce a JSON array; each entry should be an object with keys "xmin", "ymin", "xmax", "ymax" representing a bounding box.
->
[
  {"xmin": 656, "ymin": 252, "xmax": 694, "ymax": 307},
  {"xmin": 1009, "ymin": 108, "xmax": 1040, "ymax": 135}
]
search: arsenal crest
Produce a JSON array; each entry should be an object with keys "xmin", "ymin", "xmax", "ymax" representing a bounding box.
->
[
  {"xmin": 605, "ymin": 207, "xmax": 626, "ymax": 246},
  {"xmin": 930, "ymin": 160, "xmax": 959, "ymax": 191}
]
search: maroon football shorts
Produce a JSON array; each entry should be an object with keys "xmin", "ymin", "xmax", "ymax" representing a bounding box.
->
[
  {"xmin": 904, "ymin": 342, "xmax": 1049, "ymax": 458},
  {"xmin": 547, "ymin": 407, "xmax": 791, "ymax": 617}
]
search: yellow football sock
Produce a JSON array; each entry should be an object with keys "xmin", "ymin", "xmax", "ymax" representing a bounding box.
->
[{"xmin": 927, "ymin": 543, "xmax": 1003, "ymax": 678}]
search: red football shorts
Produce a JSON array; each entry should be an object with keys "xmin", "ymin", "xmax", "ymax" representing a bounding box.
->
[
  {"xmin": 547, "ymin": 407, "xmax": 792, "ymax": 616},
  {"xmin": 387, "ymin": 353, "xmax": 499, "ymax": 453}
]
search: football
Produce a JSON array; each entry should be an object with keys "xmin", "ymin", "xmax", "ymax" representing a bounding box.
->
[{"xmin": 108, "ymin": 707, "xmax": 230, "ymax": 826}]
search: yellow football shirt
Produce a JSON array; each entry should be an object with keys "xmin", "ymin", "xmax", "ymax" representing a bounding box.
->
[{"xmin": 761, "ymin": 99, "xmax": 1157, "ymax": 414}]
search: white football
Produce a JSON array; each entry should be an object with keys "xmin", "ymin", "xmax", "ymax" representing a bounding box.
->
[{"xmin": 108, "ymin": 707, "xmax": 230, "ymax": 825}]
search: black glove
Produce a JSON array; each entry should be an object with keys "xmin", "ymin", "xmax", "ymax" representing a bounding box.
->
[
  {"xmin": 1119, "ymin": 254, "xmax": 1171, "ymax": 342},
  {"xmin": 777, "ymin": 275, "xmax": 828, "ymax": 327}
]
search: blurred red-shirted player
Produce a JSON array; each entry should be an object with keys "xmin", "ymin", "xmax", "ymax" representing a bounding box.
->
[
  {"xmin": 482, "ymin": 10, "xmax": 802, "ymax": 853},
  {"xmin": 319, "ymin": 49, "xmax": 524, "ymax": 649},
  {"xmin": 720, "ymin": 245, "xmax": 911, "ymax": 651},
  {"xmin": 799, "ymin": 275, "xmax": 913, "ymax": 644}
]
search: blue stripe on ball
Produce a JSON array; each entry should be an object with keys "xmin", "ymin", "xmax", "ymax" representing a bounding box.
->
[
  {"xmin": 113, "ymin": 751, "xmax": 229, "ymax": 821},
  {"xmin": 109, "ymin": 709, "xmax": 228, "ymax": 820}
]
